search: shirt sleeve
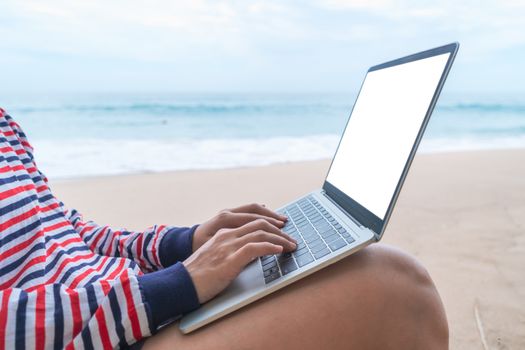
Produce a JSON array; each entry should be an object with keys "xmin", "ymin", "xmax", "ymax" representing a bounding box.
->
[
  {"xmin": 64, "ymin": 206, "xmax": 197, "ymax": 272},
  {"xmin": 0, "ymin": 265, "xmax": 200, "ymax": 349},
  {"xmin": 1, "ymin": 269, "xmax": 153, "ymax": 349}
]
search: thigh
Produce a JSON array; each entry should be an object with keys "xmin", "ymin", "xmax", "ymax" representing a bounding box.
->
[{"xmin": 143, "ymin": 244, "xmax": 445, "ymax": 350}]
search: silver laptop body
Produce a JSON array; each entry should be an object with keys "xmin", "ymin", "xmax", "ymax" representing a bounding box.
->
[{"xmin": 180, "ymin": 42, "xmax": 459, "ymax": 333}]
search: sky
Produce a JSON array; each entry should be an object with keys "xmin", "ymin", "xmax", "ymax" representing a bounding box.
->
[{"xmin": 1, "ymin": 0, "xmax": 524, "ymax": 95}]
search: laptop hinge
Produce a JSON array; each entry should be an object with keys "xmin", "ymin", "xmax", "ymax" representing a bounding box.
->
[{"xmin": 322, "ymin": 190, "xmax": 381, "ymax": 241}]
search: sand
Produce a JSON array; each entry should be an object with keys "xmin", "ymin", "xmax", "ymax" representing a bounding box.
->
[{"xmin": 51, "ymin": 149, "xmax": 525, "ymax": 349}]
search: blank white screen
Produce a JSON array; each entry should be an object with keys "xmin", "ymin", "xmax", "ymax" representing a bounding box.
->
[{"xmin": 326, "ymin": 53, "xmax": 450, "ymax": 218}]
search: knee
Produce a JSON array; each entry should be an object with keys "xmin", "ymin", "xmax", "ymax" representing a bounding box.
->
[{"xmin": 350, "ymin": 244, "xmax": 449, "ymax": 349}]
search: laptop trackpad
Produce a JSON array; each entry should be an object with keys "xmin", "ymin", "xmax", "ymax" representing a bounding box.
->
[{"xmin": 186, "ymin": 259, "xmax": 266, "ymax": 324}]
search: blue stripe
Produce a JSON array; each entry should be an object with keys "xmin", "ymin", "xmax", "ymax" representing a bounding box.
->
[
  {"xmin": 0, "ymin": 243, "xmax": 45, "ymax": 276},
  {"xmin": 83, "ymin": 226, "xmax": 105, "ymax": 246},
  {"xmin": 44, "ymin": 228, "xmax": 80, "ymax": 244},
  {"xmin": 40, "ymin": 211, "xmax": 63, "ymax": 223},
  {"xmin": 0, "ymin": 193, "xmax": 38, "ymax": 216},
  {"xmin": 17, "ymin": 267, "xmax": 46, "ymax": 287},
  {"xmin": 108, "ymin": 287, "xmax": 128, "ymax": 348},
  {"xmin": 38, "ymin": 193, "xmax": 54, "ymax": 204},
  {"xmin": 85, "ymin": 258, "xmax": 117, "ymax": 285},
  {"xmin": 0, "ymin": 219, "xmax": 40, "ymax": 247},
  {"xmin": 53, "ymin": 285, "xmax": 65, "ymax": 350},
  {"xmin": 45, "ymin": 245, "xmax": 92, "ymax": 273},
  {"xmin": 142, "ymin": 234, "xmax": 156, "ymax": 269},
  {"xmin": 125, "ymin": 234, "xmax": 140, "ymax": 261},
  {"xmin": 80, "ymin": 285, "xmax": 100, "ymax": 350},
  {"xmin": 96, "ymin": 228, "xmax": 113, "ymax": 255},
  {"xmin": 57, "ymin": 255, "xmax": 103, "ymax": 284},
  {"xmin": 15, "ymin": 290, "xmax": 28, "ymax": 350},
  {"xmin": 0, "ymin": 173, "xmax": 31, "ymax": 187}
]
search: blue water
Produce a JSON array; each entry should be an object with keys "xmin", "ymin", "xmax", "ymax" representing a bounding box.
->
[{"xmin": 1, "ymin": 93, "xmax": 524, "ymax": 178}]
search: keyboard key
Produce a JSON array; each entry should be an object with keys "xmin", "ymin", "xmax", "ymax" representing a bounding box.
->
[
  {"xmin": 310, "ymin": 242, "xmax": 328, "ymax": 254},
  {"xmin": 280, "ymin": 259, "xmax": 298, "ymax": 275},
  {"xmin": 262, "ymin": 258, "xmax": 277, "ymax": 268},
  {"xmin": 324, "ymin": 233, "xmax": 340, "ymax": 243},
  {"xmin": 319, "ymin": 227, "xmax": 336, "ymax": 236},
  {"xmin": 304, "ymin": 235, "xmax": 321, "ymax": 244},
  {"xmin": 339, "ymin": 230, "xmax": 355, "ymax": 243},
  {"xmin": 344, "ymin": 235, "xmax": 355, "ymax": 244},
  {"xmin": 293, "ymin": 247, "xmax": 309, "ymax": 257},
  {"xmin": 264, "ymin": 266, "xmax": 279, "ymax": 277},
  {"xmin": 328, "ymin": 238, "xmax": 347, "ymax": 251},
  {"xmin": 265, "ymin": 272, "xmax": 280, "ymax": 284},
  {"xmin": 296, "ymin": 253, "xmax": 314, "ymax": 267},
  {"xmin": 313, "ymin": 247, "xmax": 331, "ymax": 259},
  {"xmin": 278, "ymin": 252, "xmax": 292, "ymax": 261}
]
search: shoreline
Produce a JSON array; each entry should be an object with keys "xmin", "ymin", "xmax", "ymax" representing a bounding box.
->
[
  {"xmin": 50, "ymin": 148, "xmax": 525, "ymax": 349},
  {"xmin": 50, "ymin": 147, "xmax": 525, "ymax": 183}
]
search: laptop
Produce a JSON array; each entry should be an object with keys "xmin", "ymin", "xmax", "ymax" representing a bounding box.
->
[{"xmin": 180, "ymin": 42, "xmax": 459, "ymax": 333}]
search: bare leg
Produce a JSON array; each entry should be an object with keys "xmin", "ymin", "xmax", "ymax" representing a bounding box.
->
[{"xmin": 144, "ymin": 244, "xmax": 448, "ymax": 350}]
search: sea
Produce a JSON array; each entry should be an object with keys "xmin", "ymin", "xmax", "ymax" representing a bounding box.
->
[{"xmin": 1, "ymin": 92, "xmax": 524, "ymax": 179}]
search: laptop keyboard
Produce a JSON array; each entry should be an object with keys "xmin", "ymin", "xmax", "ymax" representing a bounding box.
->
[{"xmin": 260, "ymin": 195, "xmax": 356, "ymax": 284}]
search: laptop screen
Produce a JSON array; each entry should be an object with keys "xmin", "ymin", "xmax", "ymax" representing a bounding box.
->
[{"xmin": 324, "ymin": 49, "xmax": 453, "ymax": 231}]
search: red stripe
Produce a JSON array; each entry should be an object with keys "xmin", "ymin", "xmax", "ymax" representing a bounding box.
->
[
  {"xmin": 0, "ymin": 289, "xmax": 13, "ymax": 349},
  {"xmin": 89, "ymin": 226, "xmax": 108, "ymax": 252},
  {"xmin": 0, "ymin": 146, "xmax": 25, "ymax": 156},
  {"xmin": 40, "ymin": 201, "xmax": 60, "ymax": 213},
  {"xmin": 151, "ymin": 226, "xmax": 164, "ymax": 267},
  {"xmin": 135, "ymin": 234, "xmax": 146, "ymax": 268},
  {"xmin": 0, "ymin": 226, "xmax": 43, "ymax": 261},
  {"xmin": 100, "ymin": 280, "xmax": 112, "ymax": 295},
  {"xmin": 35, "ymin": 184, "xmax": 48, "ymax": 193},
  {"xmin": 35, "ymin": 286, "xmax": 46, "ymax": 350},
  {"xmin": 104, "ymin": 229, "xmax": 122, "ymax": 256},
  {"xmin": 0, "ymin": 206, "xmax": 39, "ymax": 233},
  {"xmin": 0, "ymin": 164, "xmax": 25, "ymax": 173},
  {"xmin": 0, "ymin": 183, "xmax": 37, "ymax": 202},
  {"xmin": 68, "ymin": 290, "xmax": 83, "ymax": 339},
  {"xmin": 45, "ymin": 252, "xmax": 94, "ymax": 285},
  {"xmin": 0, "ymin": 255, "xmax": 46, "ymax": 290},
  {"xmin": 44, "ymin": 220, "xmax": 70, "ymax": 233},
  {"xmin": 94, "ymin": 307, "xmax": 113, "ymax": 350},
  {"xmin": 69, "ymin": 256, "xmax": 110, "ymax": 289},
  {"xmin": 121, "ymin": 270, "xmax": 143, "ymax": 341},
  {"xmin": 106, "ymin": 258, "xmax": 127, "ymax": 281},
  {"xmin": 46, "ymin": 236, "xmax": 83, "ymax": 256}
]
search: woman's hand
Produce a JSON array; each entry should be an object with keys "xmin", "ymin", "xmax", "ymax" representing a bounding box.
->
[
  {"xmin": 192, "ymin": 203, "xmax": 288, "ymax": 252},
  {"xmin": 183, "ymin": 219, "xmax": 296, "ymax": 304}
]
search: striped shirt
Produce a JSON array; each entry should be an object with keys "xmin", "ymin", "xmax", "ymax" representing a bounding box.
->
[{"xmin": 0, "ymin": 108, "xmax": 200, "ymax": 349}]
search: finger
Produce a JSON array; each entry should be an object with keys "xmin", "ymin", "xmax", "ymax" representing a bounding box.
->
[
  {"xmin": 237, "ymin": 230, "xmax": 296, "ymax": 251},
  {"xmin": 232, "ymin": 219, "xmax": 297, "ymax": 243},
  {"xmin": 230, "ymin": 203, "xmax": 287, "ymax": 222},
  {"xmin": 232, "ymin": 242, "xmax": 284, "ymax": 267},
  {"xmin": 227, "ymin": 212, "xmax": 284, "ymax": 228}
]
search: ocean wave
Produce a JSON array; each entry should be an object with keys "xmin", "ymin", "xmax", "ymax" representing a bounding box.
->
[
  {"xmin": 28, "ymin": 134, "xmax": 525, "ymax": 179},
  {"xmin": 12, "ymin": 102, "xmax": 347, "ymax": 115},
  {"xmin": 439, "ymin": 103, "xmax": 525, "ymax": 113},
  {"xmin": 31, "ymin": 135, "xmax": 341, "ymax": 179}
]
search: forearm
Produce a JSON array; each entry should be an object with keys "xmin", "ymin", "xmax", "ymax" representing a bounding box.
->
[{"xmin": 66, "ymin": 207, "xmax": 197, "ymax": 271}]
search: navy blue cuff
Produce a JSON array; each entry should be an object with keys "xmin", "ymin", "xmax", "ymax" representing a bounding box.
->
[
  {"xmin": 159, "ymin": 225, "xmax": 198, "ymax": 267},
  {"xmin": 138, "ymin": 262, "xmax": 200, "ymax": 329}
]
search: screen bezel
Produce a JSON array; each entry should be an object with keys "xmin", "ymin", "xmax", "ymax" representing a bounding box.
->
[{"xmin": 322, "ymin": 42, "xmax": 459, "ymax": 239}]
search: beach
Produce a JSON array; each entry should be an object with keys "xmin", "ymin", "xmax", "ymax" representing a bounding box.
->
[{"xmin": 50, "ymin": 149, "xmax": 525, "ymax": 349}]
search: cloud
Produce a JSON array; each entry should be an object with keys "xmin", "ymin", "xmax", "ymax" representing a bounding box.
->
[{"xmin": 0, "ymin": 0, "xmax": 524, "ymax": 93}]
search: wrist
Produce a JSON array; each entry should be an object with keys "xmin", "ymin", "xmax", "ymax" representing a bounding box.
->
[
  {"xmin": 138, "ymin": 262, "xmax": 200, "ymax": 329},
  {"xmin": 159, "ymin": 225, "xmax": 199, "ymax": 267}
]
